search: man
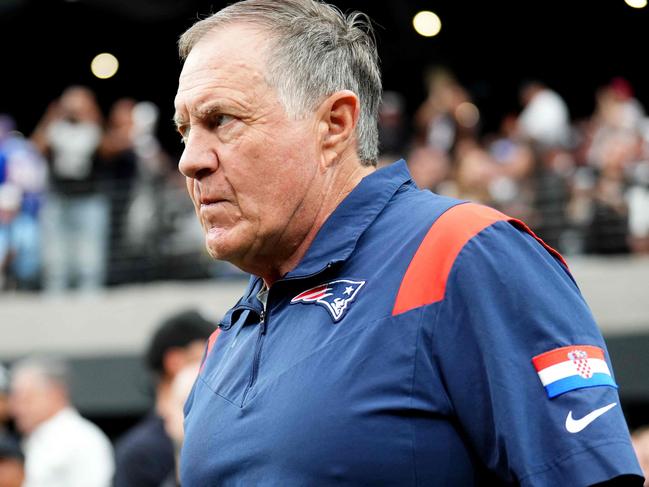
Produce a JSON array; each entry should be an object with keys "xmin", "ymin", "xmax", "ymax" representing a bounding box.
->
[
  {"xmin": 517, "ymin": 80, "xmax": 571, "ymax": 150},
  {"xmin": 113, "ymin": 309, "xmax": 213, "ymax": 487},
  {"xmin": 173, "ymin": 0, "xmax": 643, "ymax": 485},
  {"xmin": 9, "ymin": 357, "xmax": 114, "ymax": 487},
  {"xmin": 159, "ymin": 361, "xmax": 202, "ymax": 487},
  {"xmin": 632, "ymin": 427, "xmax": 649, "ymax": 486},
  {"xmin": 30, "ymin": 86, "xmax": 109, "ymax": 292}
]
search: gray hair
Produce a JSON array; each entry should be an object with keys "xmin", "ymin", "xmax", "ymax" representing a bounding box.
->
[
  {"xmin": 10, "ymin": 356, "xmax": 70, "ymax": 391},
  {"xmin": 178, "ymin": 0, "xmax": 382, "ymax": 166}
]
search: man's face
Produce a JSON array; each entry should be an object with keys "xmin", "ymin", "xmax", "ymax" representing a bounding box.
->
[
  {"xmin": 9, "ymin": 371, "xmax": 59, "ymax": 435},
  {"xmin": 174, "ymin": 24, "xmax": 324, "ymax": 274},
  {"xmin": 162, "ymin": 361, "xmax": 201, "ymax": 449}
]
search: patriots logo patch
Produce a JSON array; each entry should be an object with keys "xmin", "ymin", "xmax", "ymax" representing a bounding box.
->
[{"xmin": 290, "ymin": 279, "xmax": 365, "ymax": 322}]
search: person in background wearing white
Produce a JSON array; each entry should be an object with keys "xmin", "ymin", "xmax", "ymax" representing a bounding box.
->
[
  {"xmin": 517, "ymin": 80, "xmax": 571, "ymax": 149},
  {"xmin": 9, "ymin": 357, "xmax": 114, "ymax": 487}
]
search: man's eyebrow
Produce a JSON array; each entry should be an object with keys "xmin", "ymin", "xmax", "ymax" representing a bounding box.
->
[
  {"xmin": 173, "ymin": 113, "xmax": 186, "ymax": 129},
  {"xmin": 173, "ymin": 103, "xmax": 226, "ymax": 129},
  {"xmin": 195, "ymin": 102, "xmax": 225, "ymax": 120}
]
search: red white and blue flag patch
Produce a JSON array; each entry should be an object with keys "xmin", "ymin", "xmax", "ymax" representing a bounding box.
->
[
  {"xmin": 291, "ymin": 279, "xmax": 365, "ymax": 322},
  {"xmin": 532, "ymin": 345, "xmax": 617, "ymax": 398}
]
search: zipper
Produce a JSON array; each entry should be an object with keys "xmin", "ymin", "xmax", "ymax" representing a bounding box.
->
[
  {"xmin": 241, "ymin": 309, "xmax": 266, "ymax": 405},
  {"xmin": 224, "ymin": 303, "xmax": 263, "ymax": 349},
  {"xmin": 238, "ymin": 262, "xmax": 335, "ymax": 406}
]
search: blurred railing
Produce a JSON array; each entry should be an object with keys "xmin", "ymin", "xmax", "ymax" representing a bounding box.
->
[{"xmin": 1, "ymin": 157, "xmax": 647, "ymax": 292}]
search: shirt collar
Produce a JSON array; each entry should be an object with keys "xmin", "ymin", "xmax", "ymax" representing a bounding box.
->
[
  {"xmin": 284, "ymin": 159, "xmax": 412, "ymax": 279},
  {"xmin": 226, "ymin": 160, "xmax": 412, "ymax": 324}
]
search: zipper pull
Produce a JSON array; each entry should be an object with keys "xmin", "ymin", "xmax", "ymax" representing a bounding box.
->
[{"xmin": 259, "ymin": 310, "xmax": 267, "ymax": 335}]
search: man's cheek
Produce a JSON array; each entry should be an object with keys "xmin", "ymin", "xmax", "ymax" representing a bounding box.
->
[{"xmin": 186, "ymin": 179, "xmax": 200, "ymax": 210}]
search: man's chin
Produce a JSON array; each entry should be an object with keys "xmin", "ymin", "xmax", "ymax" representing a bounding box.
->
[
  {"xmin": 205, "ymin": 239, "xmax": 230, "ymax": 262},
  {"xmin": 205, "ymin": 230, "xmax": 242, "ymax": 264}
]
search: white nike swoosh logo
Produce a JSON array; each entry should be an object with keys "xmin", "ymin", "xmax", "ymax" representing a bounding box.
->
[{"xmin": 565, "ymin": 402, "xmax": 617, "ymax": 433}]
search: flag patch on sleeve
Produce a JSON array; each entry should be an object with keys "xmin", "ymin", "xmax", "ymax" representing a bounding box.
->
[{"xmin": 532, "ymin": 345, "xmax": 617, "ymax": 398}]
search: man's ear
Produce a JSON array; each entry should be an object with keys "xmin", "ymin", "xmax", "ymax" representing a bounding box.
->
[{"xmin": 317, "ymin": 90, "xmax": 360, "ymax": 168}]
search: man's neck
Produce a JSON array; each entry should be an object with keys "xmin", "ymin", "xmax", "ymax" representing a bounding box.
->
[{"xmin": 261, "ymin": 160, "xmax": 375, "ymax": 287}]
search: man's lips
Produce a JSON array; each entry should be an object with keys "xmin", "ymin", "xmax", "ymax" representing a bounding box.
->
[{"xmin": 200, "ymin": 197, "xmax": 227, "ymax": 207}]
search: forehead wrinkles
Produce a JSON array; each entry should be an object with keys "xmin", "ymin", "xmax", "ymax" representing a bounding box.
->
[
  {"xmin": 176, "ymin": 50, "xmax": 272, "ymax": 118},
  {"xmin": 179, "ymin": 22, "xmax": 272, "ymax": 89}
]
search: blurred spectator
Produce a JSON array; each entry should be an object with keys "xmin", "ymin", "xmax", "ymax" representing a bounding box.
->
[
  {"xmin": 632, "ymin": 426, "xmax": 649, "ymax": 487},
  {"xmin": 123, "ymin": 100, "xmax": 171, "ymax": 251},
  {"xmin": 585, "ymin": 132, "xmax": 632, "ymax": 254},
  {"xmin": 0, "ymin": 115, "xmax": 47, "ymax": 290},
  {"xmin": 410, "ymin": 67, "xmax": 478, "ymax": 191},
  {"xmin": 9, "ymin": 357, "xmax": 114, "ymax": 487},
  {"xmin": 578, "ymin": 78, "xmax": 648, "ymax": 254},
  {"xmin": 485, "ymin": 114, "xmax": 536, "ymax": 221},
  {"xmin": 592, "ymin": 77, "xmax": 645, "ymax": 136},
  {"xmin": 96, "ymin": 98, "xmax": 138, "ymax": 284},
  {"xmin": 377, "ymin": 91, "xmax": 409, "ymax": 167},
  {"xmin": 489, "ymin": 114, "xmax": 535, "ymax": 181},
  {"xmin": 113, "ymin": 309, "xmax": 214, "ymax": 487},
  {"xmin": 0, "ymin": 365, "xmax": 19, "ymax": 487},
  {"xmin": 0, "ymin": 434, "xmax": 24, "ymax": 487},
  {"xmin": 31, "ymin": 86, "xmax": 110, "ymax": 293},
  {"xmin": 531, "ymin": 147, "xmax": 574, "ymax": 251},
  {"xmin": 0, "ymin": 366, "xmax": 9, "ymax": 435},
  {"xmin": 119, "ymin": 101, "xmax": 190, "ymax": 282},
  {"xmin": 452, "ymin": 137, "xmax": 498, "ymax": 204},
  {"xmin": 159, "ymin": 361, "xmax": 201, "ymax": 487},
  {"xmin": 415, "ymin": 67, "xmax": 477, "ymax": 153},
  {"xmin": 627, "ymin": 160, "xmax": 649, "ymax": 254},
  {"xmin": 517, "ymin": 80, "xmax": 571, "ymax": 149},
  {"xmin": 586, "ymin": 78, "xmax": 646, "ymax": 173},
  {"xmin": 405, "ymin": 144, "xmax": 450, "ymax": 192}
]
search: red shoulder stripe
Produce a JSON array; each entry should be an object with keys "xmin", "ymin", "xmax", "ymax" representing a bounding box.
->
[
  {"xmin": 392, "ymin": 203, "xmax": 506, "ymax": 315},
  {"xmin": 199, "ymin": 328, "xmax": 221, "ymax": 373},
  {"xmin": 391, "ymin": 203, "xmax": 568, "ymax": 316}
]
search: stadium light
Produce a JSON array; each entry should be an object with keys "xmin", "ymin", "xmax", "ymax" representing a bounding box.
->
[
  {"xmin": 625, "ymin": 0, "xmax": 647, "ymax": 8},
  {"xmin": 91, "ymin": 52, "xmax": 119, "ymax": 79},
  {"xmin": 413, "ymin": 11, "xmax": 442, "ymax": 38}
]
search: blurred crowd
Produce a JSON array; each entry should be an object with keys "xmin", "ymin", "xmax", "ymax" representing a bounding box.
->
[
  {"xmin": 0, "ymin": 86, "xmax": 216, "ymax": 293},
  {"xmin": 0, "ymin": 308, "xmax": 214, "ymax": 487},
  {"xmin": 2, "ymin": 74, "xmax": 649, "ymax": 292},
  {"xmin": 380, "ymin": 69, "xmax": 649, "ymax": 256}
]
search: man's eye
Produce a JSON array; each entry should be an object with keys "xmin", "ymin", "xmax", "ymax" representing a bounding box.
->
[
  {"xmin": 178, "ymin": 126, "xmax": 189, "ymax": 145},
  {"xmin": 212, "ymin": 114, "xmax": 235, "ymax": 128}
]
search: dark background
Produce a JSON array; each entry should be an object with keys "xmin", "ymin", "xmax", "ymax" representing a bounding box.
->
[{"xmin": 1, "ymin": 0, "xmax": 648, "ymax": 161}]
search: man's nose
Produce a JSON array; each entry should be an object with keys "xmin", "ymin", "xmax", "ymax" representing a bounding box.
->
[{"xmin": 178, "ymin": 130, "xmax": 219, "ymax": 179}]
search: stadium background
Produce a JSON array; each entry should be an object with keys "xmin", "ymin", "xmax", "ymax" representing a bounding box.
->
[{"xmin": 1, "ymin": 0, "xmax": 648, "ymax": 440}]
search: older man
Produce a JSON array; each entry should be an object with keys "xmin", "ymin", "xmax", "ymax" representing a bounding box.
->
[
  {"xmin": 173, "ymin": 0, "xmax": 643, "ymax": 485},
  {"xmin": 9, "ymin": 358, "xmax": 114, "ymax": 487}
]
